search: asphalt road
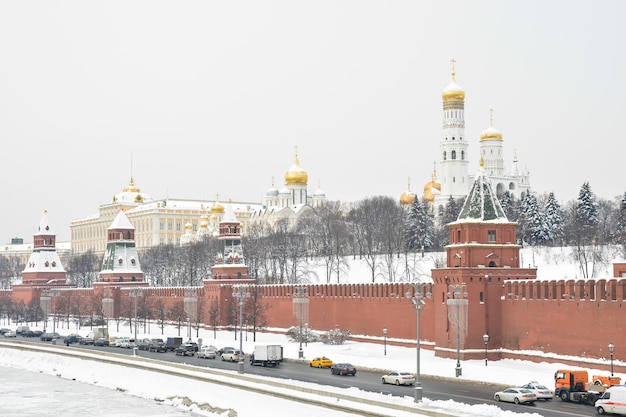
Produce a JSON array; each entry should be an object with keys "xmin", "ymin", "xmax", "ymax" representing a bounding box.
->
[{"xmin": 24, "ymin": 336, "xmax": 601, "ymax": 417}]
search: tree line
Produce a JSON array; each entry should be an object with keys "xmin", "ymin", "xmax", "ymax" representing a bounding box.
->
[{"xmin": 2, "ymin": 181, "xmax": 625, "ymax": 289}]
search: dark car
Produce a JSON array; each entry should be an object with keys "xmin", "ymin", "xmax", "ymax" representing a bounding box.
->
[
  {"xmin": 40, "ymin": 332, "xmax": 60, "ymax": 341},
  {"xmin": 147, "ymin": 339, "xmax": 167, "ymax": 353},
  {"xmin": 174, "ymin": 343, "xmax": 197, "ymax": 356},
  {"xmin": 94, "ymin": 338, "xmax": 110, "ymax": 347},
  {"xmin": 217, "ymin": 346, "xmax": 235, "ymax": 355},
  {"xmin": 64, "ymin": 334, "xmax": 82, "ymax": 345},
  {"xmin": 331, "ymin": 363, "xmax": 357, "ymax": 376}
]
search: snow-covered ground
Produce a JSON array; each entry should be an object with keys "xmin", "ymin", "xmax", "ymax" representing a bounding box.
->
[{"xmin": 0, "ymin": 323, "xmax": 621, "ymax": 417}]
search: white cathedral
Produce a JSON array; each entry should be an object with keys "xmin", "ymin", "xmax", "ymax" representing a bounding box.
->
[{"xmin": 401, "ymin": 61, "xmax": 531, "ymax": 215}]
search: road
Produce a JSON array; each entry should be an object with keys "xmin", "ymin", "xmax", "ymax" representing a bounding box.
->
[{"xmin": 26, "ymin": 336, "xmax": 601, "ymax": 417}]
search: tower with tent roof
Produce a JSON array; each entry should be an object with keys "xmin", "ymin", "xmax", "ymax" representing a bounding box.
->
[{"xmin": 430, "ymin": 159, "xmax": 537, "ymax": 361}]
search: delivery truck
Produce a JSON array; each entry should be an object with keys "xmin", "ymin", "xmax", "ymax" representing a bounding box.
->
[{"xmin": 250, "ymin": 344, "xmax": 283, "ymax": 367}]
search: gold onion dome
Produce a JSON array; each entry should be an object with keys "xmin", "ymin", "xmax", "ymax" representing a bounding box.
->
[
  {"xmin": 480, "ymin": 111, "xmax": 503, "ymax": 140},
  {"xmin": 284, "ymin": 153, "xmax": 308, "ymax": 185},
  {"xmin": 423, "ymin": 167, "xmax": 441, "ymax": 203},
  {"xmin": 399, "ymin": 177, "xmax": 416, "ymax": 206},
  {"xmin": 442, "ymin": 80, "xmax": 465, "ymax": 101}
]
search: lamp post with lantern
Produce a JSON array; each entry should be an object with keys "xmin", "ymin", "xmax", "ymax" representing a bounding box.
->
[
  {"xmin": 383, "ymin": 328, "xmax": 387, "ymax": 356},
  {"xmin": 609, "ymin": 343, "xmax": 615, "ymax": 376},
  {"xmin": 233, "ymin": 285, "xmax": 250, "ymax": 374},
  {"xmin": 447, "ymin": 284, "xmax": 468, "ymax": 377},
  {"xmin": 483, "ymin": 334, "xmax": 489, "ymax": 366},
  {"xmin": 405, "ymin": 281, "xmax": 432, "ymax": 403}
]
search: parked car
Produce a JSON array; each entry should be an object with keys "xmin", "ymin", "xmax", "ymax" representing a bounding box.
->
[
  {"xmin": 94, "ymin": 338, "xmax": 110, "ymax": 347},
  {"xmin": 309, "ymin": 356, "xmax": 333, "ymax": 368},
  {"xmin": 137, "ymin": 338, "xmax": 153, "ymax": 350},
  {"xmin": 520, "ymin": 381, "xmax": 554, "ymax": 400},
  {"xmin": 330, "ymin": 363, "xmax": 357, "ymax": 376},
  {"xmin": 0, "ymin": 328, "xmax": 11, "ymax": 335},
  {"xmin": 147, "ymin": 339, "xmax": 167, "ymax": 352},
  {"xmin": 381, "ymin": 371, "xmax": 415, "ymax": 386},
  {"xmin": 3, "ymin": 330, "xmax": 17, "ymax": 338},
  {"xmin": 221, "ymin": 349, "xmax": 243, "ymax": 362},
  {"xmin": 64, "ymin": 334, "xmax": 82, "ymax": 345},
  {"xmin": 174, "ymin": 343, "xmax": 197, "ymax": 356},
  {"xmin": 217, "ymin": 346, "xmax": 235, "ymax": 355},
  {"xmin": 40, "ymin": 332, "xmax": 60, "ymax": 341},
  {"xmin": 494, "ymin": 387, "xmax": 537, "ymax": 404},
  {"xmin": 197, "ymin": 345, "xmax": 217, "ymax": 359}
]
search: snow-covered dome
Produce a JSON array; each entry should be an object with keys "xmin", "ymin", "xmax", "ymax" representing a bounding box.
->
[
  {"xmin": 400, "ymin": 190, "xmax": 416, "ymax": 206},
  {"xmin": 480, "ymin": 124, "xmax": 503, "ymax": 140},
  {"xmin": 211, "ymin": 201, "xmax": 225, "ymax": 214},
  {"xmin": 284, "ymin": 153, "xmax": 308, "ymax": 186},
  {"xmin": 112, "ymin": 178, "xmax": 152, "ymax": 204},
  {"xmin": 279, "ymin": 187, "xmax": 290, "ymax": 196},
  {"xmin": 442, "ymin": 80, "xmax": 465, "ymax": 101}
]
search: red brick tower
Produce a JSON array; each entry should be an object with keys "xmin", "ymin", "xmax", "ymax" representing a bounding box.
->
[{"xmin": 431, "ymin": 161, "xmax": 537, "ymax": 366}]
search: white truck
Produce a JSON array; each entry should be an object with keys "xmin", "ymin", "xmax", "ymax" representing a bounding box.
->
[
  {"xmin": 250, "ymin": 344, "xmax": 283, "ymax": 367},
  {"xmin": 596, "ymin": 386, "xmax": 626, "ymax": 415}
]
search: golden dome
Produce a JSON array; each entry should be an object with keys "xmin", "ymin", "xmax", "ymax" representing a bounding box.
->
[
  {"xmin": 399, "ymin": 177, "xmax": 416, "ymax": 206},
  {"xmin": 284, "ymin": 153, "xmax": 308, "ymax": 185},
  {"xmin": 184, "ymin": 222, "xmax": 193, "ymax": 230},
  {"xmin": 480, "ymin": 110, "xmax": 502, "ymax": 140},
  {"xmin": 442, "ymin": 59, "xmax": 465, "ymax": 101},
  {"xmin": 423, "ymin": 165, "xmax": 441, "ymax": 203},
  {"xmin": 211, "ymin": 202, "xmax": 224, "ymax": 213}
]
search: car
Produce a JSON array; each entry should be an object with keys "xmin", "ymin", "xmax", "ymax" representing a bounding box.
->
[
  {"xmin": 174, "ymin": 343, "xmax": 197, "ymax": 356},
  {"xmin": 221, "ymin": 349, "xmax": 243, "ymax": 362},
  {"xmin": 147, "ymin": 339, "xmax": 167, "ymax": 352},
  {"xmin": 494, "ymin": 387, "xmax": 537, "ymax": 404},
  {"xmin": 40, "ymin": 332, "xmax": 60, "ymax": 341},
  {"xmin": 381, "ymin": 371, "xmax": 416, "ymax": 386},
  {"xmin": 94, "ymin": 338, "xmax": 110, "ymax": 347},
  {"xmin": 520, "ymin": 381, "xmax": 554, "ymax": 400},
  {"xmin": 330, "ymin": 363, "xmax": 357, "ymax": 376},
  {"xmin": 64, "ymin": 334, "xmax": 82, "ymax": 345},
  {"xmin": 197, "ymin": 345, "xmax": 217, "ymax": 359},
  {"xmin": 3, "ymin": 330, "xmax": 17, "ymax": 338},
  {"xmin": 137, "ymin": 338, "xmax": 153, "ymax": 350},
  {"xmin": 0, "ymin": 328, "xmax": 11, "ymax": 335},
  {"xmin": 79, "ymin": 336, "xmax": 94, "ymax": 345},
  {"xmin": 309, "ymin": 356, "xmax": 333, "ymax": 368},
  {"xmin": 217, "ymin": 346, "xmax": 235, "ymax": 356}
]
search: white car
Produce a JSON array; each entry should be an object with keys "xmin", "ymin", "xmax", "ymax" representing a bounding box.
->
[
  {"xmin": 3, "ymin": 331, "xmax": 17, "ymax": 338},
  {"xmin": 221, "ymin": 349, "xmax": 243, "ymax": 362},
  {"xmin": 494, "ymin": 387, "xmax": 537, "ymax": 404},
  {"xmin": 197, "ymin": 345, "xmax": 217, "ymax": 359},
  {"xmin": 520, "ymin": 381, "xmax": 554, "ymax": 400},
  {"xmin": 381, "ymin": 371, "xmax": 415, "ymax": 386}
]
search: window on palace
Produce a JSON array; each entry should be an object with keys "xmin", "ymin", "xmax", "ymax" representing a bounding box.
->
[
  {"xmin": 176, "ymin": 222, "xmax": 181, "ymax": 232},
  {"xmin": 488, "ymin": 230, "xmax": 496, "ymax": 242},
  {"xmin": 168, "ymin": 221, "xmax": 172, "ymax": 231},
  {"xmin": 159, "ymin": 222, "xmax": 164, "ymax": 231}
]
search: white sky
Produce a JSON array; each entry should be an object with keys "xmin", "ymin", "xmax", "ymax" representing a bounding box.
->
[
  {"xmin": 1, "ymin": 1, "xmax": 624, "ymax": 242},
  {"xmin": 3, "ymin": 324, "xmax": 618, "ymax": 417}
]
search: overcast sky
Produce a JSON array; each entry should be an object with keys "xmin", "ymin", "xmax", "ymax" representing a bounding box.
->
[{"xmin": 1, "ymin": 1, "xmax": 624, "ymax": 242}]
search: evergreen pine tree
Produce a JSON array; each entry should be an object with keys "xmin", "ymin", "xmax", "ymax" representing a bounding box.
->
[
  {"xmin": 404, "ymin": 197, "xmax": 434, "ymax": 253},
  {"xmin": 544, "ymin": 192, "xmax": 564, "ymax": 245}
]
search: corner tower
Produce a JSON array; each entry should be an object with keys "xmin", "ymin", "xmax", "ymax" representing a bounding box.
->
[{"xmin": 438, "ymin": 59, "xmax": 469, "ymax": 207}]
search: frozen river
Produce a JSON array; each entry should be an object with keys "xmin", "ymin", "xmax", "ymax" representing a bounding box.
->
[{"xmin": 0, "ymin": 366, "xmax": 200, "ymax": 417}]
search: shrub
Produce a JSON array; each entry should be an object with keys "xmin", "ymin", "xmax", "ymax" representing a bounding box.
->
[{"xmin": 320, "ymin": 328, "xmax": 350, "ymax": 345}]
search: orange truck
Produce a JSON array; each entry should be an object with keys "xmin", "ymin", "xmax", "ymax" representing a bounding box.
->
[{"xmin": 555, "ymin": 369, "xmax": 621, "ymax": 405}]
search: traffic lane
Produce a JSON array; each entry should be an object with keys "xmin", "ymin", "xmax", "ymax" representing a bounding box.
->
[{"xmin": 36, "ymin": 340, "xmax": 599, "ymax": 417}]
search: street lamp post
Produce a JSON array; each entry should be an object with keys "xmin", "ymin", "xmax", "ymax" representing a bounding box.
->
[
  {"xmin": 184, "ymin": 289, "xmax": 198, "ymax": 342},
  {"xmin": 129, "ymin": 289, "xmax": 143, "ymax": 357},
  {"xmin": 406, "ymin": 282, "xmax": 432, "ymax": 403},
  {"xmin": 483, "ymin": 334, "xmax": 489, "ymax": 366},
  {"xmin": 293, "ymin": 287, "xmax": 308, "ymax": 359},
  {"xmin": 609, "ymin": 343, "xmax": 615, "ymax": 376},
  {"xmin": 233, "ymin": 286, "xmax": 250, "ymax": 374},
  {"xmin": 383, "ymin": 328, "xmax": 387, "ymax": 356},
  {"xmin": 447, "ymin": 284, "xmax": 468, "ymax": 377}
]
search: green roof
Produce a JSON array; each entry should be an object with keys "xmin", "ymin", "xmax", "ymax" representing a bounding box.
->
[{"xmin": 457, "ymin": 167, "xmax": 508, "ymax": 222}]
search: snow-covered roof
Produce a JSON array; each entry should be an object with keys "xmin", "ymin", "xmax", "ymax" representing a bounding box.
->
[
  {"xmin": 108, "ymin": 211, "xmax": 135, "ymax": 230},
  {"xmin": 456, "ymin": 163, "xmax": 508, "ymax": 222}
]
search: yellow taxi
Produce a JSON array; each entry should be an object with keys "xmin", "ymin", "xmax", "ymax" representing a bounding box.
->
[{"xmin": 309, "ymin": 356, "xmax": 333, "ymax": 368}]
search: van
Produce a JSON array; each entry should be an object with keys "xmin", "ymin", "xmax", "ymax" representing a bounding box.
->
[{"xmin": 596, "ymin": 386, "xmax": 626, "ymax": 415}]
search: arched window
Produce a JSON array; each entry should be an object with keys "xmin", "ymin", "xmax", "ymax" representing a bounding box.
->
[
  {"xmin": 461, "ymin": 150, "xmax": 465, "ymax": 160},
  {"xmin": 443, "ymin": 151, "xmax": 447, "ymax": 160},
  {"xmin": 451, "ymin": 150, "xmax": 457, "ymax": 160}
]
